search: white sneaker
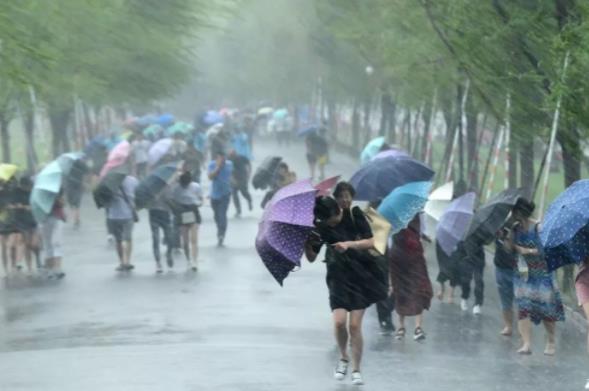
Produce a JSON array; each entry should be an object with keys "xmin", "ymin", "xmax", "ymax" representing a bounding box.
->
[
  {"xmin": 473, "ymin": 305, "xmax": 482, "ymax": 315},
  {"xmin": 334, "ymin": 359, "xmax": 349, "ymax": 380},
  {"xmin": 351, "ymin": 371, "xmax": 364, "ymax": 386},
  {"xmin": 585, "ymin": 379, "xmax": 589, "ymax": 390},
  {"xmin": 460, "ymin": 299, "xmax": 468, "ymax": 311},
  {"xmin": 189, "ymin": 260, "xmax": 198, "ymax": 272}
]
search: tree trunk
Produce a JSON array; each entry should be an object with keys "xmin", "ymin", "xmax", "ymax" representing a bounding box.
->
[
  {"xmin": 558, "ymin": 125, "xmax": 581, "ymax": 187},
  {"xmin": 379, "ymin": 92, "xmax": 390, "ymax": 137},
  {"xmin": 519, "ymin": 138, "xmax": 534, "ymax": 199},
  {"xmin": 362, "ymin": 97, "xmax": 371, "ymax": 147},
  {"xmin": 421, "ymin": 97, "xmax": 433, "ymax": 162},
  {"xmin": 465, "ymin": 102, "xmax": 478, "ymax": 191},
  {"xmin": 23, "ymin": 110, "xmax": 37, "ymax": 172},
  {"xmin": 507, "ymin": 134, "xmax": 518, "ymax": 189},
  {"xmin": 327, "ymin": 98, "xmax": 337, "ymax": 141},
  {"xmin": 48, "ymin": 106, "xmax": 72, "ymax": 157},
  {"xmin": 352, "ymin": 100, "xmax": 360, "ymax": 154},
  {"xmin": 387, "ymin": 98, "xmax": 397, "ymax": 143},
  {"xmin": 0, "ymin": 113, "xmax": 10, "ymax": 163}
]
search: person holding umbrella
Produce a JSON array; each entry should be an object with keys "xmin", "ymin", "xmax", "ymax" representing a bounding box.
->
[
  {"xmin": 65, "ymin": 157, "xmax": 89, "ymax": 230},
  {"xmin": 9, "ymin": 175, "xmax": 40, "ymax": 274},
  {"xmin": 305, "ymin": 126, "xmax": 329, "ymax": 181},
  {"xmin": 208, "ymin": 150, "xmax": 233, "ymax": 248},
  {"xmin": 509, "ymin": 198, "xmax": 564, "ymax": 355},
  {"xmin": 304, "ymin": 195, "xmax": 387, "ymax": 386},
  {"xmin": 494, "ymin": 226, "xmax": 518, "ymax": 336},
  {"xmin": 228, "ymin": 149, "xmax": 252, "ymax": 217}
]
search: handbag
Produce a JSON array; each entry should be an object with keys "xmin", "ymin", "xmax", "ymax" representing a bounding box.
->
[
  {"xmin": 181, "ymin": 211, "xmax": 197, "ymax": 225},
  {"xmin": 363, "ymin": 207, "xmax": 391, "ymax": 256}
]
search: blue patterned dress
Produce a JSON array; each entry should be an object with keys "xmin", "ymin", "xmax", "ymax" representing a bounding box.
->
[{"xmin": 513, "ymin": 224, "xmax": 565, "ymax": 324}]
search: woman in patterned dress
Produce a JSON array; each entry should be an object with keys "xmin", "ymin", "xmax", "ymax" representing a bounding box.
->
[{"xmin": 510, "ymin": 198, "xmax": 564, "ymax": 355}]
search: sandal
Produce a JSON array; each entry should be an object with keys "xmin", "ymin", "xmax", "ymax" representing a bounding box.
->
[
  {"xmin": 414, "ymin": 327, "xmax": 426, "ymax": 341},
  {"xmin": 395, "ymin": 328, "xmax": 406, "ymax": 340}
]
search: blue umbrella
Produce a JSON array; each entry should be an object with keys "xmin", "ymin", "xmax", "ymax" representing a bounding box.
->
[
  {"xmin": 203, "ymin": 110, "xmax": 223, "ymax": 126},
  {"xmin": 297, "ymin": 125, "xmax": 319, "ymax": 137},
  {"xmin": 540, "ymin": 179, "xmax": 589, "ymax": 271},
  {"xmin": 350, "ymin": 156, "xmax": 435, "ymax": 201},
  {"xmin": 360, "ymin": 137, "xmax": 386, "ymax": 164},
  {"xmin": 31, "ymin": 161, "xmax": 63, "ymax": 223},
  {"xmin": 157, "ymin": 113, "xmax": 175, "ymax": 127},
  {"xmin": 377, "ymin": 181, "xmax": 432, "ymax": 233},
  {"xmin": 436, "ymin": 192, "xmax": 476, "ymax": 256}
]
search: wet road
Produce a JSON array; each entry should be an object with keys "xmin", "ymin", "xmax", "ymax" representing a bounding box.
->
[{"xmin": 1, "ymin": 139, "xmax": 588, "ymax": 391}]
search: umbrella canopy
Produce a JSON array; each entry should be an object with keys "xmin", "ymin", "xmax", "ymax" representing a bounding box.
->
[
  {"xmin": 166, "ymin": 121, "xmax": 193, "ymax": 137},
  {"xmin": 203, "ymin": 110, "xmax": 223, "ymax": 126},
  {"xmin": 120, "ymin": 130, "xmax": 134, "ymax": 140},
  {"xmin": 465, "ymin": 188, "xmax": 523, "ymax": 245},
  {"xmin": 135, "ymin": 162, "xmax": 181, "ymax": 210},
  {"xmin": 93, "ymin": 166, "xmax": 129, "ymax": 208},
  {"xmin": 377, "ymin": 181, "xmax": 432, "ymax": 233},
  {"xmin": 425, "ymin": 181, "xmax": 454, "ymax": 221},
  {"xmin": 273, "ymin": 109, "xmax": 288, "ymax": 120},
  {"xmin": 360, "ymin": 137, "xmax": 386, "ymax": 164},
  {"xmin": 143, "ymin": 124, "xmax": 163, "ymax": 138},
  {"xmin": 436, "ymin": 192, "xmax": 476, "ymax": 256},
  {"xmin": 314, "ymin": 175, "xmax": 341, "ymax": 197},
  {"xmin": 0, "ymin": 164, "xmax": 19, "ymax": 182},
  {"xmin": 372, "ymin": 148, "xmax": 410, "ymax": 161},
  {"xmin": 137, "ymin": 115, "xmax": 158, "ymax": 127},
  {"xmin": 350, "ymin": 156, "xmax": 435, "ymax": 202},
  {"xmin": 298, "ymin": 125, "xmax": 319, "ymax": 137},
  {"xmin": 540, "ymin": 179, "xmax": 589, "ymax": 271},
  {"xmin": 57, "ymin": 152, "xmax": 85, "ymax": 176},
  {"xmin": 148, "ymin": 138, "xmax": 174, "ymax": 167},
  {"xmin": 100, "ymin": 140, "xmax": 131, "ymax": 177},
  {"xmin": 255, "ymin": 180, "xmax": 317, "ymax": 285},
  {"xmin": 157, "ymin": 113, "xmax": 175, "ymax": 127},
  {"xmin": 257, "ymin": 107, "xmax": 274, "ymax": 116},
  {"xmin": 252, "ymin": 156, "xmax": 282, "ymax": 190},
  {"xmin": 30, "ymin": 161, "xmax": 63, "ymax": 223}
]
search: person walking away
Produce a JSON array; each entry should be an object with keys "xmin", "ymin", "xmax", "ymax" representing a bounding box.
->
[
  {"xmin": 389, "ymin": 214, "xmax": 433, "ymax": 341},
  {"xmin": 170, "ymin": 171, "xmax": 202, "ymax": 271},
  {"xmin": 0, "ymin": 179, "xmax": 11, "ymax": 277},
  {"xmin": 4, "ymin": 178, "xmax": 23, "ymax": 275},
  {"xmin": 10, "ymin": 176, "xmax": 40, "ymax": 274},
  {"xmin": 147, "ymin": 189, "xmax": 174, "ymax": 273},
  {"xmin": 228, "ymin": 149, "xmax": 252, "ymax": 217},
  {"xmin": 435, "ymin": 240, "xmax": 460, "ymax": 303},
  {"xmin": 458, "ymin": 237, "xmax": 486, "ymax": 315},
  {"xmin": 573, "ymin": 257, "xmax": 589, "ymax": 389},
  {"xmin": 132, "ymin": 133, "xmax": 151, "ymax": 179},
  {"xmin": 510, "ymin": 198, "xmax": 564, "ymax": 355},
  {"xmin": 231, "ymin": 126, "xmax": 252, "ymax": 161},
  {"xmin": 106, "ymin": 175, "xmax": 139, "ymax": 272},
  {"xmin": 208, "ymin": 151, "xmax": 233, "ymax": 247},
  {"xmin": 243, "ymin": 116, "xmax": 256, "ymax": 152},
  {"xmin": 260, "ymin": 162, "xmax": 297, "ymax": 209},
  {"xmin": 65, "ymin": 158, "xmax": 89, "ymax": 229},
  {"xmin": 305, "ymin": 129, "xmax": 329, "ymax": 181},
  {"xmin": 305, "ymin": 196, "xmax": 387, "ymax": 385},
  {"xmin": 183, "ymin": 144, "xmax": 202, "ymax": 184},
  {"xmin": 40, "ymin": 189, "xmax": 66, "ymax": 279},
  {"xmin": 494, "ymin": 226, "xmax": 517, "ymax": 336}
]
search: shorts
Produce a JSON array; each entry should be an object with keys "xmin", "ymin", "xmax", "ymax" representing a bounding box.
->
[
  {"xmin": 107, "ymin": 219, "xmax": 134, "ymax": 243},
  {"xmin": 495, "ymin": 267, "xmax": 515, "ymax": 311},
  {"xmin": 174, "ymin": 204, "xmax": 201, "ymax": 226},
  {"xmin": 66, "ymin": 186, "xmax": 83, "ymax": 208},
  {"xmin": 576, "ymin": 266, "xmax": 589, "ymax": 306},
  {"xmin": 40, "ymin": 216, "xmax": 63, "ymax": 258}
]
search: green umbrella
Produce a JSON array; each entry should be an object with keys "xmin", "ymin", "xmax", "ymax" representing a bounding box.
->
[
  {"xmin": 31, "ymin": 160, "xmax": 63, "ymax": 223},
  {"xmin": 143, "ymin": 124, "xmax": 163, "ymax": 137},
  {"xmin": 166, "ymin": 122, "xmax": 193, "ymax": 136}
]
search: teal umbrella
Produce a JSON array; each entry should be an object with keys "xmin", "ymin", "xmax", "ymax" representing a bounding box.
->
[
  {"xmin": 360, "ymin": 137, "xmax": 386, "ymax": 165},
  {"xmin": 31, "ymin": 160, "xmax": 63, "ymax": 223},
  {"xmin": 143, "ymin": 124, "xmax": 163, "ymax": 137},
  {"xmin": 166, "ymin": 122, "xmax": 193, "ymax": 136},
  {"xmin": 377, "ymin": 181, "xmax": 432, "ymax": 233}
]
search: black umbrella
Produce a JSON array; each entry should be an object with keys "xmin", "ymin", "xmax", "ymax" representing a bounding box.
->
[
  {"xmin": 464, "ymin": 188, "xmax": 524, "ymax": 245},
  {"xmin": 93, "ymin": 166, "xmax": 129, "ymax": 208},
  {"xmin": 252, "ymin": 156, "xmax": 282, "ymax": 190},
  {"xmin": 135, "ymin": 162, "xmax": 181, "ymax": 210}
]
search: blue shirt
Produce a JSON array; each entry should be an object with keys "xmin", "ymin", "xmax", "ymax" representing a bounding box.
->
[
  {"xmin": 231, "ymin": 132, "xmax": 251, "ymax": 160},
  {"xmin": 193, "ymin": 132, "xmax": 207, "ymax": 153},
  {"xmin": 208, "ymin": 160, "xmax": 233, "ymax": 200}
]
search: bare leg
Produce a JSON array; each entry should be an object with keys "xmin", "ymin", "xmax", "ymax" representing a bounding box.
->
[
  {"xmin": 332, "ymin": 309, "xmax": 350, "ymax": 362},
  {"xmin": 543, "ymin": 320, "xmax": 556, "ymax": 356},
  {"xmin": 115, "ymin": 241, "xmax": 124, "ymax": 265},
  {"xmin": 180, "ymin": 225, "xmax": 190, "ymax": 261},
  {"xmin": 190, "ymin": 224, "xmax": 198, "ymax": 265},
  {"xmin": 349, "ymin": 309, "xmax": 365, "ymax": 372},
  {"xmin": 415, "ymin": 313, "xmax": 424, "ymax": 329},
  {"xmin": 501, "ymin": 310, "xmax": 514, "ymax": 336},
  {"xmin": 517, "ymin": 318, "xmax": 532, "ymax": 353},
  {"xmin": 447, "ymin": 286, "xmax": 455, "ymax": 304},
  {"xmin": 437, "ymin": 282, "xmax": 445, "ymax": 300}
]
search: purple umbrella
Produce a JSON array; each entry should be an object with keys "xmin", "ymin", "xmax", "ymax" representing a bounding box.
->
[
  {"xmin": 255, "ymin": 179, "xmax": 318, "ymax": 285},
  {"xmin": 148, "ymin": 138, "xmax": 173, "ymax": 167},
  {"xmin": 372, "ymin": 148, "xmax": 409, "ymax": 161},
  {"xmin": 436, "ymin": 192, "xmax": 476, "ymax": 256}
]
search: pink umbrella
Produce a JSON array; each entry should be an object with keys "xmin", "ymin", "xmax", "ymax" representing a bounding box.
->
[
  {"xmin": 100, "ymin": 140, "xmax": 131, "ymax": 177},
  {"xmin": 148, "ymin": 138, "xmax": 174, "ymax": 167},
  {"xmin": 314, "ymin": 175, "xmax": 341, "ymax": 197}
]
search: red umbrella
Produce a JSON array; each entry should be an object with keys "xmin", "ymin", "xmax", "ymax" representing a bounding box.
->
[
  {"xmin": 100, "ymin": 140, "xmax": 131, "ymax": 177},
  {"xmin": 314, "ymin": 175, "xmax": 341, "ymax": 197}
]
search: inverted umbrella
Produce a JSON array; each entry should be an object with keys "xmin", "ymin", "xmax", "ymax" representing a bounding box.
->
[
  {"xmin": 314, "ymin": 175, "xmax": 340, "ymax": 197},
  {"xmin": 100, "ymin": 140, "xmax": 131, "ymax": 177},
  {"xmin": 465, "ymin": 188, "xmax": 523, "ymax": 245},
  {"xmin": 436, "ymin": 192, "xmax": 476, "ymax": 256},
  {"xmin": 540, "ymin": 179, "xmax": 589, "ymax": 271},
  {"xmin": 148, "ymin": 138, "xmax": 174, "ymax": 167},
  {"xmin": 350, "ymin": 156, "xmax": 435, "ymax": 201},
  {"xmin": 135, "ymin": 162, "xmax": 181, "ymax": 210},
  {"xmin": 425, "ymin": 181, "xmax": 454, "ymax": 221},
  {"xmin": 252, "ymin": 156, "xmax": 282, "ymax": 190},
  {"xmin": 30, "ymin": 161, "xmax": 63, "ymax": 223},
  {"xmin": 0, "ymin": 164, "xmax": 19, "ymax": 182},
  {"xmin": 93, "ymin": 165, "xmax": 129, "ymax": 208},
  {"xmin": 360, "ymin": 137, "xmax": 386, "ymax": 164},
  {"xmin": 255, "ymin": 179, "xmax": 318, "ymax": 285},
  {"xmin": 378, "ymin": 181, "xmax": 432, "ymax": 233}
]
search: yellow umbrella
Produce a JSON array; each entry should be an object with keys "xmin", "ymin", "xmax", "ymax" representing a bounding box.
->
[
  {"xmin": 0, "ymin": 164, "xmax": 18, "ymax": 182},
  {"xmin": 121, "ymin": 130, "xmax": 134, "ymax": 140}
]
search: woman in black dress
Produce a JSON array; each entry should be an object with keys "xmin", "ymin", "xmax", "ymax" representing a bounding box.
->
[{"xmin": 305, "ymin": 196, "xmax": 387, "ymax": 386}]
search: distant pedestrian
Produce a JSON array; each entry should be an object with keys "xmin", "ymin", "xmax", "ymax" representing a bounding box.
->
[
  {"xmin": 305, "ymin": 128, "xmax": 329, "ymax": 181},
  {"xmin": 183, "ymin": 144, "xmax": 202, "ymax": 183},
  {"xmin": 106, "ymin": 175, "xmax": 139, "ymax": 271},
  {"xmin": 389, "ymin": 214, "xmax": 433, "ymax": 341},
  {"xmin": 260, "ymin": 162, "xmax": 297, "ymax": 209},
  {"xmin": 458, "ymin": 237, "xmax": 486, "ymax": 315},
  {"xmin": 40, "ymin": 189, "xmax": 66, "ymax": 279},
  {"xmin": 208, "ymin": 151, "xmax": 233, "ymax": 247},
  {"xmin": 132, "ymin": 133, "xmax": 151, "ymax": 179},
  {"xmin": 228, "ymin": 149, "xmax": 252, "ymax": 217},
  {"xmin": 65, "ymin": 158, "xmax": 89, "ymax": 229},
  {"xmin": 435, "ymin": 240, "xmax": 459, "ymax": 303},
  {"xmin": 170, "ymin": 171, "xmax": 202, "ymax": 271},
  {"xmin": 10, "ymin": 176, "xmax": 40, "ymax": 273},
  {"xmin": 147, "ymin": 190, "xmax": 174, "ymax": 273},
  {"xmin": 305, "ymin": 196, "xmax": 387, "ymax": 386},
  {"xmin": 494, "ymin": 227, "xmax": 517, "ymax": 336},
  {"xmin": 510, "ymin": 198, "xmax": 564, "ymax": 355}
]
